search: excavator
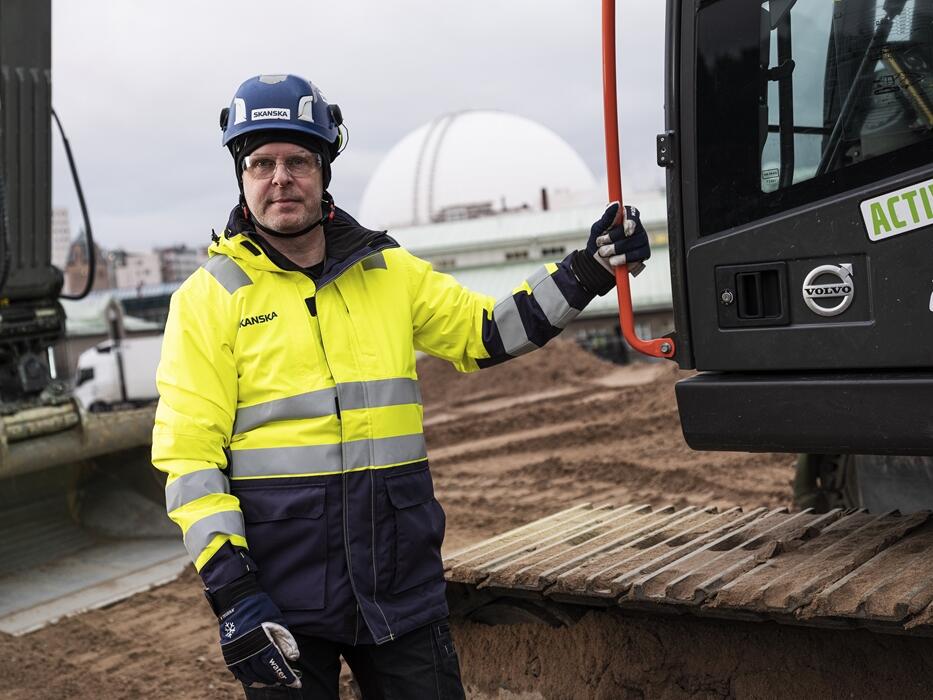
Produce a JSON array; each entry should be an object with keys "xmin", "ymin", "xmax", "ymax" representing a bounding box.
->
[
  {"xmin": 445, "ymin": 0, "xmax": 933, "ymax": 662},
  {"xmin": 0, "ymin": 0, "xmax": 186, "ymax": 635}
]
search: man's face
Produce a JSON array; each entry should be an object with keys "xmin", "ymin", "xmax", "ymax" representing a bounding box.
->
[{"xmin": 241, "ymin": 142, "xmax": 324, "ymax": 234}]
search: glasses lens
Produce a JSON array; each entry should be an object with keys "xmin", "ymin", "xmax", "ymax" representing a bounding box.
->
[
  {"xmin": 243, "ymin": 155, "xmax": 275, "ymax": 178},
  {"xmin": 243, "ymin": 152, "xmax": 322, "ymax": 179},
  {"xmin": 283, "ymin": 154, "xmax": 321, "ymax": 176}
]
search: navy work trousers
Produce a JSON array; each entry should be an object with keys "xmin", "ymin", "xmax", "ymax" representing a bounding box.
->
[{"xmin": 241, "ymin": 618, "xmax": 465, "ymax": 700}]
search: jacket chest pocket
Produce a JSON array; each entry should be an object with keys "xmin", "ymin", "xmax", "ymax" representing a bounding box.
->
[
  {"xmin": 384, "ymin": 468, "xmax": 446, "ymax": 594},
  {"xmin": 238, "ymin": 485, "xmax": 327, "ymax": 611}
]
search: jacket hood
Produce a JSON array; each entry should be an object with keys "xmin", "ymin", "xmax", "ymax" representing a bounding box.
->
[{"xmin": 209, "ymin": 201, "xmax": 399, "ymax": 285}]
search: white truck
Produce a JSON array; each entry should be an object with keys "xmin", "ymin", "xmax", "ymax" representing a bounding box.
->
[{"xmin": 73, "ymin": 335, "xmax": 163, "ymax": 411}]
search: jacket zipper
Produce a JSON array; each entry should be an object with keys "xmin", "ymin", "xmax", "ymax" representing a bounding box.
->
[{"xmin": 314, "ymin": 293, "xmax": 382, "ymax": 644}]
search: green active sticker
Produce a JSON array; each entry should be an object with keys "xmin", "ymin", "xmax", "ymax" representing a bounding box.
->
[{"xmin": 860, "ymin": 177, "xmax": 933, "ymax": 242}]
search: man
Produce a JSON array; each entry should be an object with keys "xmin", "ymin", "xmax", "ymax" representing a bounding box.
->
[{"xmin": 152, "ymin": 73, "xmax": 650, "ymax": 699}]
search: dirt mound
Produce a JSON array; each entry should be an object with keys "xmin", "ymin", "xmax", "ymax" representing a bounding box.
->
[
  {"xmin": 420, "ymin": 341, "xmax": 794, "ymax": 552},
  {"xmin": 417, "ymin": 338, "xmax": 621, "ymax": 409}
]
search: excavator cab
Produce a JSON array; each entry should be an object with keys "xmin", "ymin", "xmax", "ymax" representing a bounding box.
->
[{"xmin": 665, "ymin": 0, "xmax": 933, "ymax": 460}]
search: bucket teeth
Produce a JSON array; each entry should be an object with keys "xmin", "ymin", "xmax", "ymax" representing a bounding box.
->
[{"xmin": 446, "ymin": 503, "xmax": 933, "ymax": 635}]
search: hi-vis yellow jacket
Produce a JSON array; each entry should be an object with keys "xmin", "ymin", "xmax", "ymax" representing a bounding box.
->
[{"xmin": 152, "ymin": 206, "xmax": 604, "ymax": 644}]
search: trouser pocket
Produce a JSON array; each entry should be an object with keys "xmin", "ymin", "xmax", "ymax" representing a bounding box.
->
[
  {"xmin": 384, "ymin": 467, "xmax": 446, "ymax": 594},
  {"xmin": 430, "ymin": 619, "xmax": 466, "ymax": 700},
  {"xmin": 238, "ymin": 484, "xmax": 328, "ymax": 611}
]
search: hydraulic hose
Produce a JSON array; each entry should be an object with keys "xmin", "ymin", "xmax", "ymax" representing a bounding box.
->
[{"xmin": 53, "ymin": 108, "xmax": 96, "ymax": 300}]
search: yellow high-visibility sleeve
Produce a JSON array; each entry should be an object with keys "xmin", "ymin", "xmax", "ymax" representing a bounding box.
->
[{"xmin": 152, "ymin": 265, "xmax": 244, "ymax": 568}]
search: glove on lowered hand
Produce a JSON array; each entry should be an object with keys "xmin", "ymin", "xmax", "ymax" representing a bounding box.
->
[
  {"xmin": 588, "ymin": 202, "xmax": 651, "ymax": 272},
  {"xmin": 208, "ymin": 575, "xmax": 302, "ymax": 689}
]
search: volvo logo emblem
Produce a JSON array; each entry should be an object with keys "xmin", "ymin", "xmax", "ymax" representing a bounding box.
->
[{"xmin": 802, "ymin": 263, "xmax": 854, "ymax": 317}]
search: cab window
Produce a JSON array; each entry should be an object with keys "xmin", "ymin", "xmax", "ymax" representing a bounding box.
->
[{"xmin": 695, "ymin": 0, "xmax": 933, "ymax": 236}]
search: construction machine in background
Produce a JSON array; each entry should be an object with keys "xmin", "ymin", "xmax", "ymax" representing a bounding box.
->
[
  {"xmin": 0, "ymin": 0, "xmax": 185, "ymax": 635},
  {"xmin": 447, "ymin": 0, "xmax": 933, "ymax": 658}
]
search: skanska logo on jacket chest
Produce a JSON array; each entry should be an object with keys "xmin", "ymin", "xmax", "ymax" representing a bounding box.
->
[{"xmin": 240, "ymin": 311, "xmax": 278, "ymax": 327}]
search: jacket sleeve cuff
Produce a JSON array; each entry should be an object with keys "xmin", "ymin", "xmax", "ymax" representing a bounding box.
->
[
  {"xmin": 571, "ymin": 249, "xmax": 616, "ymax": 296},
  {"xmin": 204, "ymin": 571, "xmax": 262, "ymax": 616},
  {"xmin": 198, "ymin": 541, "xmax": 257, "ymax": 593}
]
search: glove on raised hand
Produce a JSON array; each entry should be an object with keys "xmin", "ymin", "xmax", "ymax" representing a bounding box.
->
[
  {"xmin": 588, "ymin": 202, "xmax": 651, "ymax": 272},
  {"xmin": 208, "ymin": 575, "xmax": 302, "ymax": 689},
  {"xmin": 572, "ymin": 202, "xmax": 651, "ymax": 296}
]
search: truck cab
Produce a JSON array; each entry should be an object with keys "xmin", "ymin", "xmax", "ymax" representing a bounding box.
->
[{"xmin": 73, "ymin": 336, "xmax": 162, "ymax": 411}]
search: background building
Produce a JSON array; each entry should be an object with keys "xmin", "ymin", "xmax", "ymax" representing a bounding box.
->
[
  {"xmin": 359, "ymin": 110, "xmax": 603, "ymax": 229},
  {"xmin": 51, "ymin": 208, "xmax": 71, "ymax": 271},
  {"xmin": 109, "ymin": 249, "xmax": 163, "ymax": 290},
  {"xmin": 157, "ymin": 245, "xmax": 208, "ymax": 283},
  {"xmin": 63, "ymin": 236, "xmax": 114, "ymax": 294}
]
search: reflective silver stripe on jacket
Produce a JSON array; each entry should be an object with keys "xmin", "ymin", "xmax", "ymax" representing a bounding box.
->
[
  {"xmin": 493, "ymin": 266, "xmax": 577, "ymax": 355},
  {"xmin": 203, "ymin": 255, "xmax": 252, "ymax": 294},
  {"xmin": 234, "ymin": 386, "xmax": 338, "ymax": 435},
  {"xmin": 362, "ymin": 252, "xmax": 387, "ymax": 270},
  {"xmin": 233, "ymin": 378, "xmax": 422, "ymax": 435},
  {"xmin": 344, "ymin": 433, "xmax": 427, "ymax": 473},
  {"xmin": 529, "ymin": 270, "xmax": 579, "ymax": 329},
  {"xmin": 165, "ymin": 468, "xmax": 231, "ymax": 513},
  {"xmin": 228, "ymin": 433, "xmax": 428, "ymax": 477},
  {"xmin": 337, "ymin": 378, "xmax": 422, "ymax": 412},
  {"xmin": 493, "ymin": 294, "xmax": 536, "ymax": 357},
  {"xmin": 183, "ymin": 510, "xmax": 245, "ymax": 561}
]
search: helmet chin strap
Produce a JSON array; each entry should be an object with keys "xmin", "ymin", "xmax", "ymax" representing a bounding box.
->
[{"xmin": 244, "ymin": 197, "xmax": 335, "ymax": 239}]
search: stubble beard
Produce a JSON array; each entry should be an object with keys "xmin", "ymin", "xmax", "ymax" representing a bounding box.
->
[{"xmin": 256, "ymin": 199, "xmax": 322, "ymax": 236}]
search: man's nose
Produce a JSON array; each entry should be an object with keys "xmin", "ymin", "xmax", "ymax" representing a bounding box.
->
[{"xmin": 270, "ymin": 161, "xmax": 294, "ymax": 185}]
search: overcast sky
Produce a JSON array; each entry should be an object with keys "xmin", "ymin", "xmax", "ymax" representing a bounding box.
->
[{"xmin": 51, "ymin": 1, "xmax": 667, "ymax": 252}]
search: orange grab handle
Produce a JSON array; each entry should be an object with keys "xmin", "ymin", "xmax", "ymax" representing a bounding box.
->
[{"xmin": 602, "ymin": 0, "xmax": 675, "ymax": 359}]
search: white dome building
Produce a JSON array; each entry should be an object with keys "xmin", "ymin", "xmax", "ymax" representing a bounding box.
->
[{"xmin": 358, "ymin": 110, "xmax": 600, "ymax": 230}]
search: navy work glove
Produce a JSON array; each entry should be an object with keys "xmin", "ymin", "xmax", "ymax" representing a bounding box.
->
[
  {"xmin": 572, "ymin": 202, "xmax": 651, "ymax": 296},
  {"xmin": 588, "ymin": 202, "xmax": 651, "ymax": 274},
  {"xmin": 208, "ymin": 576, "xmax": 302, "ymax": 689}
]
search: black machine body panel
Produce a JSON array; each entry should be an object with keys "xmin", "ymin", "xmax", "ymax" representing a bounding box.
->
[
  {"xmin": 663, "ymin": 0, "xmax": 933, "ymax": 452},
  {"xmin": 0, "ymin": 0, "xmax": 67, "ymax": 405},
  {"xmin": 0, "ymin": 0, "xmax": 60, "ymax": 302},
  {"xmin": 676, "ymin": 371, "xmax": 933, "ymax": 455},
  {"xmin": 686, "ymin": 170, "xmax": 929, "ymax": 371}
]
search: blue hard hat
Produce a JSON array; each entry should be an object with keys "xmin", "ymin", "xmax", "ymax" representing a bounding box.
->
[{"xmin": 220, "ymin": 74, "xmax": 343, "ymax": 162}]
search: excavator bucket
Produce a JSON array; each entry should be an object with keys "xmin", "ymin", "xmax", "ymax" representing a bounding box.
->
[{"xmin": 0, "ymin": 404, "xmax": 187, "ymax": 635}]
